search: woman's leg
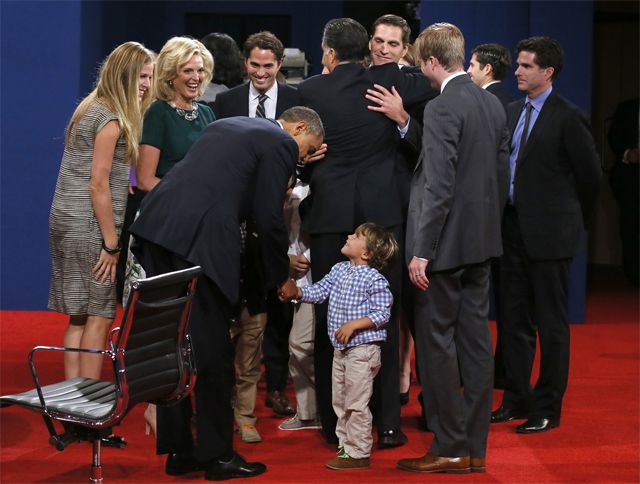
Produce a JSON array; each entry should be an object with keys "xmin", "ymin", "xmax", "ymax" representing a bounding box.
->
[
  {"xmin": 78, "ymin": 315, "xmax": 114, "ymax": 379},
  {"xmin": 64, "ymin": 315, "xmax": 87, "ymax": 379}
]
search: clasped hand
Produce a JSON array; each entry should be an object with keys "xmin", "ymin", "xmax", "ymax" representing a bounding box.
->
[{"xmin": 278, "ymin": 278, "xmax": 300, "ymax": 302}]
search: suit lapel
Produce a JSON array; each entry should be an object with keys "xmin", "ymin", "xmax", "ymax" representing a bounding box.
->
[
  {"xmin": 275, "ymin": 83, "xmax": 285, "ymax": 118},
  {"xmin": 515, "ymin": 92, "xmax": 557, "ymax": 171},
  {"xmin": 508, "ymin": 99, "xmax": 525, "ymax": 145},
  {"xmin": 240, "ymin": 83, "xmax": 250, "ymax": 116}
]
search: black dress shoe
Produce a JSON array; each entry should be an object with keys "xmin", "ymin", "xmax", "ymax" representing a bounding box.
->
[
  {"xmin": 378, "ymin": 429, "xmax": 408, "ymax": 449},
  {"xmin": 166, "ymin": 452, "xmax": 202, "ymax": 476},
  {"xmin": 205, "ymin": 452, "xmax": 266, "ymax": 481},
  {"xmin": 490, "ymin": 405, "xmax": 528, "ymax": 423},
  {"xmin": 516, "ymin": 417, "xmax": 559, "ymax": 434},
  {"xmin": 100, "ymin": 434, "xmax": 127, "ymax": 448},
  {"xmin": 265, "ymin": 390, "xmax": 295, "ymax": 416}
]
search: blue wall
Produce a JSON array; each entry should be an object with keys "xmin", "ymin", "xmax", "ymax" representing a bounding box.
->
[
  {"xmin": 1, "ymin": 1, "xmax": 594, "ymax": 320},
  {"xmin": 1, "ymin": 1, "xmax": 83, "ymax": 310}
]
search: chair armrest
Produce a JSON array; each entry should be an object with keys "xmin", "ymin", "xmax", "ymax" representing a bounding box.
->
[
  {"xmin": 28, "ymin": 345, "xmax": 113, "ymax": 413},
  {"xmin": 109, "ymin": 327, "xmax": 121, "ymax": 353}
]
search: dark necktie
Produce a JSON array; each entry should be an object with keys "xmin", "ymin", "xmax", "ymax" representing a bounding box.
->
[
  {"xmin": 517, "ymin": 102, "xmax": 533, "ymax": 161},
  {"xmin": 255, "ymin": 94, "xmax": 268, "ymax": 118}
]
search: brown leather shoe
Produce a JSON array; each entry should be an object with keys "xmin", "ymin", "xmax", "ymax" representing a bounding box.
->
[
  {"xmin": 265, "ymin": 391, "xmax": 295, "ymax": 416},
  {"xmin": 397, "ymin": 453, "xmax": 470, "ymax": 474},
  {"xmin": 326, "ymin": 455, "xmax": 370, "ymax": 470},
  {"xmin": 470, "ymin": 457, "xmax": 486, "ymax": 473}
]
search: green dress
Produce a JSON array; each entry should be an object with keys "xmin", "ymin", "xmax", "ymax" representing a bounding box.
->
[{"xmin": 141, "ymin": 100, "xmax": 215, "ymax": 177}]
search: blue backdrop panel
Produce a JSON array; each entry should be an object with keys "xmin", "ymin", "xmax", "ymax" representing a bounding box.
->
[{"xmin": 1, "ymin": 1, "xmax": 84, "ymax": 310}]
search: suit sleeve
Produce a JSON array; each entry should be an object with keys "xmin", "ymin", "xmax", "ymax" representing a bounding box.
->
[
  {"xmin": 413, "ymin": 101, "xmax": 460, "ymax": 260},
  {"xmin": 402, "ymin": 115, "xmax": 423, "ymax": 156},
  {"xmin": 563, "ymin": 109, "xmax": 602, "ymax": 225},
  {"xmin": 497, "ymin": 120, "xmax": 511, "ymax": 211},
  {"xmin": 213, "ymin": 91, "xmax": 229, "ymax": 119},
  {"xmin": 253, "ymin": 136, "xmax": 298, "ymax": 289},
  {"xmin": 394, "ymin": 66, "xmax": 439, "ymax": 108}
]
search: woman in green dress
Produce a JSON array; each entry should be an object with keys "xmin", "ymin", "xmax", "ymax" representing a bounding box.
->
[
  {"xmin": 136, "ymin": 36, "xmax": 215, "ymax": 191},
  {"xmin": 133, "ymin": 36, "xmax": 214, "ymax": 438}
]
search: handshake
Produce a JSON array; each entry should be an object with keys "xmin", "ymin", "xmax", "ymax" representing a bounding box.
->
[{"xmin": 278, "ymin": 278, "xmax": 301, "ymax": 302}]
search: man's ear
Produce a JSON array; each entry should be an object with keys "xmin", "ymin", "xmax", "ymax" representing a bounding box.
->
[
  {"xmin": 294, "ymin": 121, "xmax": 307, "ymax": 135},
  {"xmin": 401, "ymin": 44, "xmax": 409, "ymax": 59},
  {"xmin": 483, "ymin": 63, "xmax": 494, "ymax": 76}
]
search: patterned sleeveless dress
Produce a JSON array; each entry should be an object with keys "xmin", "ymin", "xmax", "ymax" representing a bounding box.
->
[{"xmin": 48, "ymin": 100, "xmax": 129, "ymax": 318}]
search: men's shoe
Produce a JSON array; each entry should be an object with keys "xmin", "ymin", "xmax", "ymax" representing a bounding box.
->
[
  {"xmin": 470, "ymin": 457, "xmax": 486, "ymax": 473},
  {"xmin": 516, "ymin": 417, "xmax": 559, "ymax": 434},
  {"xmin": 165, "ymin": 452, "xmax": 202, "ymax": 476},
  {"xmin": 397, "ymin": 452, "xmax": 470, "ymax": 474},
  {"xmin": 325, "ymin": 453, "xmax": 370, "ymax": 470},
  {"xmin": 490, "ymin": 405, "xmax": 528, "ymax": 423},
  {"xmin": 278, "ymin": 414, "xmax": 322, "ymax": 431},
  {"xmin": 238, "ymin": 424, "xmax": 262, "ymax": 443},
  {"xmin": 100, "ymin": 434, "xmax": 127, "ymax": 448},
  {"xmin": 378, "ymin": 429, "xmax": 408, "ymax": 449},
  {"xmin": 265, "ymin": 391, "xmax": 295, "ymax": 416},
  {"xmin": 204, "ymin": 452, "xmax": 266, "ymax": 481}
]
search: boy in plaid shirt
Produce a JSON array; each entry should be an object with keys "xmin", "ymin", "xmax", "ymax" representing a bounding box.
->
[{"xmin": 285, "ymin": 222, "xmax": 398, "ymax": 470}]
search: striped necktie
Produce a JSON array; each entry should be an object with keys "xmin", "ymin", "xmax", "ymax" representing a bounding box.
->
[{"xmin": 255, "ymin": 93, "xmax": 268, "ymax": 118}]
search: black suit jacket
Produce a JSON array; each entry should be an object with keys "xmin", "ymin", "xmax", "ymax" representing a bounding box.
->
[
  {"xmin": 214, "ymin": 82, "xmax": 300, "ymax": 119},
  {"xmin": 130, "ymin": 117, "xmax": 297, "ymax": 303},
  {"xmin": 508, "ymin": 91, "xmax": 602, "ymax": 260},
  {"xmin": 298, "ymin": 62, "xmax": 434, "ymax": 234},
  {"xmin": 486, "ymin": 82, "xmax": 514, "ymax": 111},
  {"xmin": 406, "ymin": 74, "xmax": 510, "ymax": 271}
]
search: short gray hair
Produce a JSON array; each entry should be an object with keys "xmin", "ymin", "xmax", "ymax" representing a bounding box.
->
[{"xmin": 279, "ymin": 106, "xmax": 325, "ymax": 137}]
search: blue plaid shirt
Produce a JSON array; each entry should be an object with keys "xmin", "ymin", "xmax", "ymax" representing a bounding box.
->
[{"xmin": 300, "ymin": 261, "xmax": 392, "ymax": 350}]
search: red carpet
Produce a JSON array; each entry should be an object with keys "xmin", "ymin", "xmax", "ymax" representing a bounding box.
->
[{"xmin": 1, "ymin": 267, "xmax": 638, "ymax": 482}]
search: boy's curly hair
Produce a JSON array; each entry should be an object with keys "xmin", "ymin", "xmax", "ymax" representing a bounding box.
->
[{"xmin": 356, "ymin": 223, "xmax": 399, "ymax": 272}]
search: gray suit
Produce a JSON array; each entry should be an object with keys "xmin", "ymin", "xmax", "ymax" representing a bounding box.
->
[{"xmin": 406, "ymin": 73, "xmax": 509, "ymax": 458}]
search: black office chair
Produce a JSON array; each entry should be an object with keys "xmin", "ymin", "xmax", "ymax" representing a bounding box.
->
[{"xmin": 0, "ymin": 266, "xmax": 201, "ymax": 483}]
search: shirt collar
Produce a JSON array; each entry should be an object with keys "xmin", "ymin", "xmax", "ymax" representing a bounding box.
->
[
  {"xmin": 483, "ymin": 80, "xmax": 501, "ymax": 90},
  {"xmin": 249, "ymin": 81, "xmax": 278, "ymax": 100},
  {"xmin": 526, "ymin": 85, "xmax": 553, "ymax": 112},
  {"xmin": 440, "ymin": 71, "xmax": 468, "ymax": 93}
]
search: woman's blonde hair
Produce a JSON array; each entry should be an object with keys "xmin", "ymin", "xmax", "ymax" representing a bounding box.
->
[
  {"xmin": 66, "ymin": 41, "xmax": 155, "ymax": 165},
  {"xmin": 155, "ymin": 36, "xmax": 214, "ymax": 102}
]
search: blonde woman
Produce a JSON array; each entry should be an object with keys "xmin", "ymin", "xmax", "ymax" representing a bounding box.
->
[
  {"xmin": 48, "ymin": 41, "xmax": 154, "ymax": 447},
  {"xmin": 133, "ymin": 36, "xmax": 214, "ymax": 438},
  {"xmin": 48, "ymin": 42, "xmax": 154, "ymax": 379},
  {"xmin": 136, "ymin": 36, "xmax": 215, "ymax": 191}
]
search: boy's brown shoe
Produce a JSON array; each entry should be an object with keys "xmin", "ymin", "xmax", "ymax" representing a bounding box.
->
[{"xmin": 325, "ymin": 454, "xmax": 370, "ymax": 470}]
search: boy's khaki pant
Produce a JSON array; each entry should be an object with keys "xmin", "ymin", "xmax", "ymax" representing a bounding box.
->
[
  {"xmin": 230, "ymin": 308, "xmax": 267, "ymax": 427},
  {"xmin": 332, "ymin": 343, "xmax": 381, "ymax": 459}
]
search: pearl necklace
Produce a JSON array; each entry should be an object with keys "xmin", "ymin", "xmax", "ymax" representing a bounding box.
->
[{"xmin": 170, "ymin": 101, "xmax": 199, "ymax": 121}]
